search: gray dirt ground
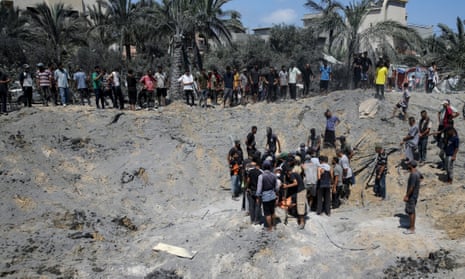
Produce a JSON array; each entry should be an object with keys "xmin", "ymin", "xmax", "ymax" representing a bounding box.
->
[{"xmin": 1, "ymin": 89, "xmax": 465, "ymax": 278}]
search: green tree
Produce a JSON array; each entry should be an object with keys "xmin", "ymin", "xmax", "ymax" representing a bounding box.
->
[
  {"xmin": 86, "ymin": 1, "xmax": 114, "ymax": 48},
  {"xmin": 435, "ymin": 17, "xmax": 465, "ymax": 74},
  {"xmin": 152, "ymin": 0, "xmax": 242, "ymax": 99},
  {"xmin": 25, "ymin": 2, "xmax": 87, "ymax": 63},
  {"xmin": 105, "ymin": 0, "xmax": 154, "ymax": 61},
  {"xmin": 305, "ymin": 0, "xmax": 422, "ymax": 84},
  {"xmin": 0, "ymin": 5, "xmax": 29, "ymax": 66}
]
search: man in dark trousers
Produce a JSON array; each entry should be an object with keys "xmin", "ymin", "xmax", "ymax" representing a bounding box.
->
[
  {"xmin": 0, "ymin": 70, "xmax": 10, "ymax": 114},
  {"xmin": 256, "ymin": 160, "xmax": 279, "ymax": 231},
  {"xmin": 301, "ymin": 63, "xmax": 314, "ymax": 97},
  {"xmin": 403, "ymin": 160, "xmax": 421, "ymax": 234},
  {"xmin": 245, "ymin": 126, "xmax": 257, "ymax": 158},
  {"xmin": 245, "ymin": 162, "xmax": 263, "ymax": 225}
]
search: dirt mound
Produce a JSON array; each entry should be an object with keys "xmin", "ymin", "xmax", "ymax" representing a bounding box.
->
[{"xmin": 0, "ymin": 90, "xmax": 464, "ymax": 278}]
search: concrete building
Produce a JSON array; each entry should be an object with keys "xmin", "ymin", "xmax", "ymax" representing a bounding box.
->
[
  {"xmin": 1, "ymin": 0, "xmax": 98, "ymax": 13},
  {"xmin": 302, "ymin": 0, "xmax": 434, "ymax": 54},
  {"xmin": 252, "ymin": 27, "xmax": 272, "ymax": 42}
]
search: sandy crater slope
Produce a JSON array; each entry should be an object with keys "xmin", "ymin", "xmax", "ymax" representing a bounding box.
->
[{"xmin": 1, "ymin": 90, "xmax": 465, "ymax": 278}]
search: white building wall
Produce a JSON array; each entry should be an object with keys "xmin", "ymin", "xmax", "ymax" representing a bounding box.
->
[{"xmin": 9, "ymin": 0, "xmax": 98, "ymax": 12}]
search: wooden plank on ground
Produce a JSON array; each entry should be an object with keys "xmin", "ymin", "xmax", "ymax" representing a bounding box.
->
[{"xmin": 153, "ymin": 243, "xmax": 197, "ymax": 259}]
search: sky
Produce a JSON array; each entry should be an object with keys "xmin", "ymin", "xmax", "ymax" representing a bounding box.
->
[{"xmin": 223, "ymin": 0, "xmax": 465, "ymax": 33}]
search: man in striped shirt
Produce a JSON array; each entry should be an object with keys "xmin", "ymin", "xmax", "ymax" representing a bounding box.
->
[{"xmin": 36, "ymin": 63, "xmax": 52, "ymax": 106}]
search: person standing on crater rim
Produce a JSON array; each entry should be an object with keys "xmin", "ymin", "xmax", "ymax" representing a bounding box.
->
[
  {"xmin": 324, "ymin": 109, "xmax": 340, "ymax": 148},
  {"xmin": 319, "ymin": 60, "xmax": 332, "ymax": 94},
  {"xmin": 19, "ymin": 64, "xmax": 34, "ymax": 107},
  {"xmin": 403, "ymin": 160, "xmax": 421, "ymax": 235},
  {"xmin": 375, "ymin": 60, "xmax": 388, "ymax": 100},
  {"xmin": 0, "ymin": 69, "xmax": 10, "ymax": 114}
]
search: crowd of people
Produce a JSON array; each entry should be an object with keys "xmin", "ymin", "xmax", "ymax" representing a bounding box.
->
[
  {"xmin": 227, "ymin": 121, "xmax": 356, "ymax": 231},
  {"xmin": 0, "ymin": 63, "xmax": 171, "ymax": 113},
  {"xmin": 178, "ymin": 62, "xmax": 334, "ymax": 108},
  {"xmin": 0, "ymin": 61, "xmax": 336, "ymax": 114},
  {"xmin": 226, "ymin": 86, "xmax": 460, "ymax": 234}
]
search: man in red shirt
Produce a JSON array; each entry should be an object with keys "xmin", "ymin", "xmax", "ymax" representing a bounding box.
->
[{"xmin": 139, "ymin": 70, "xmax": 156, "ymax": 110}]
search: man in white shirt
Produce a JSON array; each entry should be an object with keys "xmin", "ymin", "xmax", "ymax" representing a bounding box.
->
[
  {"xmin": 155, "ymin": 66, "xmax": 168, "ymax": 106},
  {"xmin": 278, "ymin": 65, "xmax": 288, "ymax": 100},
  {"xmin": 337, "ymin": 149, "xmax": 353, "ymax": 200},
  {"xmin": 19, "ymin": 64, "xmax": 34, "ymax": 107},
  {"xmin": 109, "ymin": 68, "xmax": 124, "ymax": 109},
  {"xmin": 178, "ymin": 69, "xmax": 194, "ymax": 106},
  {"xmin": 288, "ymin": 63, "xmax": 301, "ymax": 100}
]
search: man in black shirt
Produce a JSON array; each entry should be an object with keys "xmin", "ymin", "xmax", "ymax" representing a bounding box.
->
[
  {"xmin": 246, "ymin": 162, "xmax": 263, "ymax": 224},
  {"xmin": 265, "ymin": 127, "xmax": 281, "ymax": 156},
  {"xmin": 301, "ymin": 63, "xmax": 314, "ymax": 97},
  {"xmin": 265, "ymin": 66, "xmax": 278, "ymax": 102},
  {"xmin": 245, "ymin": 126, "xmax": 257, "ymax": 158},
  {"xmin": 283, "ymin": 168, "xmax": 307, "ymax": 229},
  {"xmin": 0, "ymin": 70, "xmax": 10, "ymax": 114}
]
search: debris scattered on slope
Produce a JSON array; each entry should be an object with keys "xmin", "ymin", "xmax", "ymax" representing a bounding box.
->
[
  {"xmin": 108, "ymin": 112, "xmax": 125, "ymax": 125},
  {"xmin": 112, "ymin": 216, "xmax": 137, "ymax": 231},
  {"xmin": 383, "ymin": 249, "xmax": 458, "ymax": 278},
  {"xmin": 145, "ymin": 269, "xmax": 183, "ymax": 279}
]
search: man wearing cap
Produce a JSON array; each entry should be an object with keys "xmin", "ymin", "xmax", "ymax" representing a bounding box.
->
[
  {"xmin": 256, "ymin": 160, "xmax": 280, "ymax": 231},
  {"xmin": 36, "ymin": 63, "xmax": 52, "ymax": 106},
  {"xmin": 403, "ymin": 160, "xmax": 421, "ymax": 234},
  {"xmin": 374, "ymin": 143, "xmax": 388, "ymax": 199},
  {"xmin": 19, "ymin": 64, "xmax": 34, "ymax": 107}
]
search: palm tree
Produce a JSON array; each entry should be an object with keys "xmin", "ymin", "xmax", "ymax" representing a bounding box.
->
[
  {"xmin": 25, "ymin": 2, "xmax": 87, "ymax": 63},
  {"xmin": 152, "ymin": 0, "xmax": 243, "ymax": 99},
  {"xmin": 435, "ymin": 17, "xmax": 465, "ymax": 74},
  {"xmin": 86, "ymin": 0, "xmax": 113, "ymax": 48},
  {"xmin": 305, "ymin": 0, "xmax": 422, "ymax": 84},
  {"xmin": 0, "ymin": 5, "xmax": 30, "ymax": 65},
  {"xmin": 105, "ymin": 0, "xmax": 154, "ymax": 61}
]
